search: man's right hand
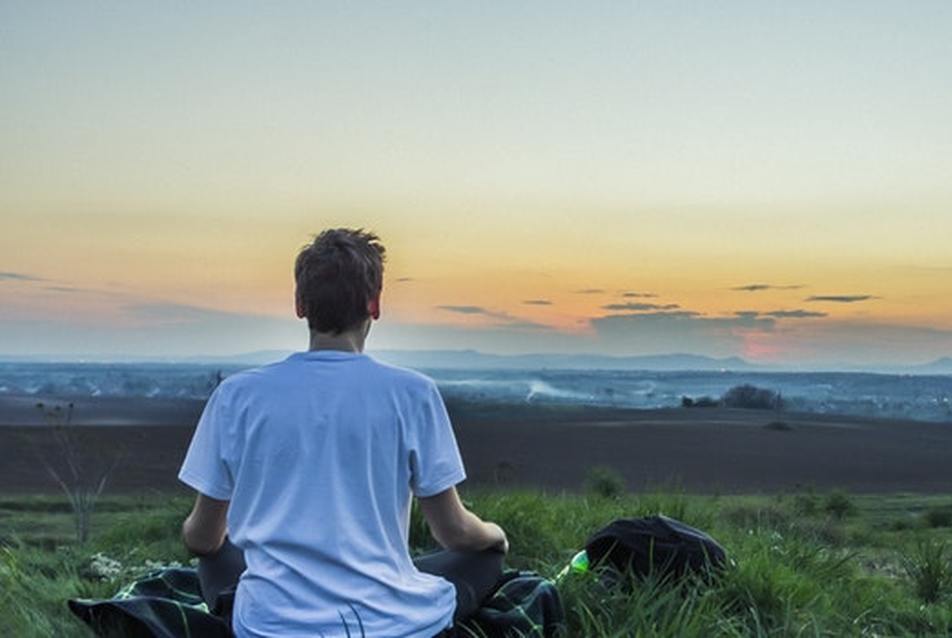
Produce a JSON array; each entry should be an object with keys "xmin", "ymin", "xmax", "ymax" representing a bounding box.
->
[
  {"xmin": 486, "ymin": 522, "xmax": 509, "ymax": 554},
  {"xmin": 418, "ymin": 487, "xmax": 510, "ymax": 554}
]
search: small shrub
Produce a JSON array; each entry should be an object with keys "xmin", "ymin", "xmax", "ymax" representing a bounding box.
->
[
  {"xmin": 902, "ymin": 539, "xmax": 951, "ymax": 603},
  {"xmin": 722, "ymin": 503, "xmax": 790, "ymax": 531},
  {"xmin": 793, "ymin": 492, "xmax": 820, "ymax": 516},
  {"xmin": 681, "ymin": 395, "xmax": 719, "ymax": 408},
  {"xmin": 923, "ymin": 506, "xmax": 952, "ymax": 529},
  {"xmin": 634, "ymin": 491, "xmax": 691, "ymax": 523},
  {"xmin": 824, "ymin": 491, "xmax": 855, "ymax": 520},
  {"xmin": 584, "ymin": 466, "xmax": 626, "ymax": 499},
  {"xmin": 721, "ymin": 385, "xmax": 783, "ymax": 410},
  {"xmin": 790, "ymin": 519, "xmax": 847, "ymax": 547},
  {"xmin": 890, "ymin": 518, "xmax": 918, "ymax": 532}
]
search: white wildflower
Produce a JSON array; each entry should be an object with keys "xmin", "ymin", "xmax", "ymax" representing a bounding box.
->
[{"xmin": 89, "ymin": 552, "xmax": 123, "ymax": 580}]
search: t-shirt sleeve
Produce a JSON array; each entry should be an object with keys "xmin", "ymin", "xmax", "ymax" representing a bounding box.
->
[
  {"xmin": 409, "ymin": 380, "xmax": 467, "ymax": 498},
  {"xmin": 178, "ymin": 383, "xmax": 235, "ymax": 500}
]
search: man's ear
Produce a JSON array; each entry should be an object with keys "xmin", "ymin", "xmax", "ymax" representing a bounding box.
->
[
  {"xmin": 368, "ymin": 293, "xmax": 381, "ymax": 321},
  {"xmin": 294, "ymin": 292, "xmax": 306, "ymax": 319}
]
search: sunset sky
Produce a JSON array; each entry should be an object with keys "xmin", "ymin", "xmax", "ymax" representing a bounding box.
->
[{"xmin": 2, "ymin": 3, "xmax": 951, "ymax": 366}]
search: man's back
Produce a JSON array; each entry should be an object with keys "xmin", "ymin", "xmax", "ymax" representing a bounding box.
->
[{"xmin": 179, "ymin": 350, "xmax": 465, "ymax": 637}]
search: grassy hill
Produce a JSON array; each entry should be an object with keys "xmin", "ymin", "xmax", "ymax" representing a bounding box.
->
[{"xmin": 2, "ymin": 489, "xmax": 952, "ymax": 636}]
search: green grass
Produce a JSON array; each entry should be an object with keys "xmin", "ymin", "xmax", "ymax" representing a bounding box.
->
[{"xmin": 3, "ymin": 490, "xmax": 952, "ymax": 636}]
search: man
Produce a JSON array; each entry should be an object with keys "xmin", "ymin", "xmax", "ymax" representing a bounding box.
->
[{"xmin": 178, "ymin": 228, "xmax": 508, "ymax": 637}]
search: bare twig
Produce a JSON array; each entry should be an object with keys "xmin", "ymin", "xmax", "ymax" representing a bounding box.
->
[{"xmin": 32, "ymin": 401, "xmax": 124, "ymax": 543}]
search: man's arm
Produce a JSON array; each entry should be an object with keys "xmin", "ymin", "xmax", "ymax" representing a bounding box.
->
[
  {"xmin": 418, "ymin": 486, "xmax": 508, "ymax": 553},
  {"xmin": 181, "ymin": 493, "xmax": 229, "ymax": 555}
]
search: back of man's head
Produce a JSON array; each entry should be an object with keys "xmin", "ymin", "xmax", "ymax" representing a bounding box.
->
[{"xmin": 294, "ymin": 228, "xmax": 386, "ymax": 334}]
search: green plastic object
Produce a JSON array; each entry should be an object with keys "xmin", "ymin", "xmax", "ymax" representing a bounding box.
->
[
  {"xmin": 569, "ymin": 550, "xmax": 590, "ymax": 574},
  {"xmin": 555, "ymin": 549, "xmax": 590, "ymax": 583}
]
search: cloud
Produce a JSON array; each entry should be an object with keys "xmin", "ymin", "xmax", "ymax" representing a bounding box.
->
[
  {"xmin": 1, "ymin": 273, "xmax": 118, "ymax": 297},
  {"xmin": 805, "ymin": 295, "xmax": 878, "ymax": 303},
  {"xmin": 622, "ymin": 291, "xmax": 658, "ymax": 298},
  {"xmin": 601, "ymin": 302, "xmax": 680, "ymax": 311},
  {"xmin": 737, "ymin": 309, "xmax": 828, "ymax": 319},
  {"xmin": 437, "ymin": 305, "xmax": 495, "ymax": 316},
  {"xmin": 435, "ymin": 305, "xmax": 550, "ymax": 330},
  {"xmin": 0, "ymin": 271, "xmax": 44, "ymax": 282},
  {"xmin": 732, "ymin": 283, "xmax": 804, "ymax": 292},
  {"xmin": 761, "ymin": 320, "xmax": 952, "ymax": 367},
  {"xmin": 573, "ymin": 288, "xmax": 604, "ymax": 294},
  {"xmin": 522, "ymin": 299, "xmax": 552, "ymax": 305},
  {"xmin": 44, "ymin": 285, "xmax": 91, "ymax": 294},
  {"xmin": 0, "ymin": 304, "xmax": 303, "ymax": 358},
  {"xmin": 371, "ymin": 320, "xmax": 570, "ymax": 353},
  {"xmin": 122, "ymin": 302, "xmax": 239, "ymax": 324},
  {"xmin": 589, "ymin": 311, "xmax": 774, "ymax": 357},
  {"xmin": 764, "ymin": 309, "xmax": 827, "ymax": 318},
  {"xmin": 500, "ymin": 320, "xmax": 553, "ymax": 330},
  {"xmin": 5, "ymin": 296, "xmax": 952, "ymax": 366},
  {"xmin": 603, "ymin": 310, "xmax": 704, "ymax": 319}
]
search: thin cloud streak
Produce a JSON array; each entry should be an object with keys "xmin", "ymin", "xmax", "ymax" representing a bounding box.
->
[
  {"xmin": 44, "ymin": 285, "xmax": 92, "ymax": 294},
  {"xmin": 602, "ymin": 310, "xmax": 703, "ymax": 319},
  {"xmin": 737, "ymin": 309, "xmax": 828, "ymax": 319},
  {"xmin": 435, "ymin": 304, "xmax": 549, "ymax": 330},
  {"xmin": 436, "ymin": 305, "xmax": 495, "ymax": 316},
  {"xmin": 732, "ymin": 283, "xmax": 804, "ymax": 292},
  {"xmin": 805, "ymin": 295, "xmax": 878, "ymax": 303},
  {"xmin": 0, "ymin": 271, "xmax": 44, "ymax": 282},
  {"xmin": 601, "ymin": 302, "xmax": 680, "ymax": 311}
]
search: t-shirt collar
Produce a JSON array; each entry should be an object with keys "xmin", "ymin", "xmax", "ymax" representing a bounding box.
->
[{"xmin": 287, "ymin": 350, "xmax": 368, "ymax": 362}]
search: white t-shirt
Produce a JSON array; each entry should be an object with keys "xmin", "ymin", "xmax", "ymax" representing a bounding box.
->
[{"xmin": 178, "ymin": 350, "xmax": 467, "ymax": 638}]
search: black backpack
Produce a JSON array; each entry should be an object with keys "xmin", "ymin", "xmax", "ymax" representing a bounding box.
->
[{"xmin": 584, "ymin": 515, "xmax": 728, "ymax": 583}]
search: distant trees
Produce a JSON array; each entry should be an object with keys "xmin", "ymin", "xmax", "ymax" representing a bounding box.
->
[
  {"xmin": 721, "ymin": 384, "xmax": 784, "ymax": 410},
  {"xmin": 33, "ymin": 402, "xmax": 124, "ymax": 543},
  {"xmin": 681, "ymin": 395, "xmax": 719, "ymax": 408},
  {"xmin": 682, "ymin": 384, "xmax": 785, "ymax": 411}
]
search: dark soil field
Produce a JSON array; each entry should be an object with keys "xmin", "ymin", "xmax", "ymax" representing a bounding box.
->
[{"xmin": 3, "ymin": 394, "xmax": 950, "ymax": 495}]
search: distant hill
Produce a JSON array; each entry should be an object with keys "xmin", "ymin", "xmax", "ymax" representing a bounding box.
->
[
  {"xmin": 366, "ymin": 350, "xmax": 756, "ymax": 371},
  {"xmin": 180, "ymin": 350, "xmax": 292, "ymax": 365},
  {"xmin": 905, "ymin": 357, "xmax": 952, "ymax": 375},
  {"xmin": 173, "ymin": 349, "xmax": 760, "ymax": 370},
  {"xmin": 4, "ymin": 349, "xmax": 951, "ymax": 374}
]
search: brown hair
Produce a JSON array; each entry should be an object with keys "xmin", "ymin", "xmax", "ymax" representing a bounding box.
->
[{"xmin": 294, "ymin": 228, "xmax": 386, "ymax": 334}]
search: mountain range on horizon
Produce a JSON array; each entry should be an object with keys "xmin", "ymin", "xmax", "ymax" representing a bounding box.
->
[{"xmin": 2, "ymin": 349, "xmax": 952, "ymax": 375}]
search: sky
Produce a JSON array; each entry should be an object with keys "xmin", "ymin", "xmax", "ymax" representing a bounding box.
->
[{"xmin": 1, "ymin": 2, "xmax": 951, "ymax": 367}]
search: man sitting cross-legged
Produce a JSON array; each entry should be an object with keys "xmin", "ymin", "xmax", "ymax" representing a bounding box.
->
[{"xmin": 178, "ymin": 228, "xmax": 507, "ymax": 638}]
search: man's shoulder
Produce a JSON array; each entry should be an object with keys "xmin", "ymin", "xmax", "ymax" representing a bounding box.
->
[
  {"xmin": 365, "ymin": 357, "xmax": 437, "ymax": 393},
  {"xmin": 211, "ymin": 363, "xmax": 278, "ymax": 396},
  {"xmin": 213, "ymin": 356, "xmax": 439, "ymax": 401}
]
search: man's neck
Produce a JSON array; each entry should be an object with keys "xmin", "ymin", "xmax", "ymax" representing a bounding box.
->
[{"xmin": 308, "ymin": 329, "xmax": 366, "ymax": 353}]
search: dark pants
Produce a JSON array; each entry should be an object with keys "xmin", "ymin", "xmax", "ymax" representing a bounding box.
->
[{"xmin": 198, "ymin": 539, "xmax": 504, "ymax": 634}]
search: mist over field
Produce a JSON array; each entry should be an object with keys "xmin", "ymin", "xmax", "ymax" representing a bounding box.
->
[{"xmin": 2, "ymin": 356, "xmax": 951, "ymax": 423}]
